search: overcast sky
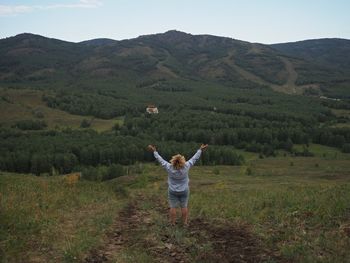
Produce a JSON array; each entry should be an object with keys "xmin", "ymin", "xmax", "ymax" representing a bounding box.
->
[{"xmin": 1, "ymin": 0, "xmax": 349, "ymax": 44}]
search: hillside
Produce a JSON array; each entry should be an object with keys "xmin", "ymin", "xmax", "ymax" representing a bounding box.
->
[
  {"xmin": 271, "ymin": 38, "xmax": 350, "ymax": 71},
  {"xmin": 271, "ymin": 38, "xmax": 350, "ymax": 98},
  {"xmin": 79, "ymin": 38, "xmax": 118, "ymax": 46},
  {"xmin": 1, "ymin": 31, "xmax": 350, "ymax": 176},
  {"xmin": 2, "ymin": 153, "xmax": 350, "ymax": 262},
  {"xmin": 0, "ymin": 33, "xmax": 92, "ymax": 82},
  {"xmin": 1, "ymin": 31, "xmax": 349, "ymax": 98},
  {"xmin": 1, "ymin": 31, "xmax": 350, "ymax": 263},
  {"xmin": 0, "ymin": 88, "xmax": 120, "ymax": 131}
]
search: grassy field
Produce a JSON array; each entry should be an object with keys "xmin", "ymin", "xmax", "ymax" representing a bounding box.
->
[
  {"xmin": 151, "ymin": 157, "xmax": 350, "ymax": 262},
  {"xmin": 293, "ymin": 144, "xmax": 350, "ymax": 159},
  {"xmin": 1, "ymin": 151, "xmax": 350, "ymax": 262},
  {"xmin": 332, "ymin": 109, "xmax": 350, "ymax": 118},
  {"xmin": 0, "ymin": 88, "xmax": 121, "ymax": 132},
  {"xmin": 331, "ymin": 109, "xmax": 350, "ymax": 128},
  {"xmin": 189, "ymin": 159, "xmax": 350, "ymax": 261},
  {"xmin": 0, "ymin": 173, "xmax": 124, "ymax": 262}
]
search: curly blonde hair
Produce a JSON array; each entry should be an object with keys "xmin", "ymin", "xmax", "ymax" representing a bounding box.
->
[{"xmin": 170, "ymin": 154, "xmax": 186, "ymax": 170}]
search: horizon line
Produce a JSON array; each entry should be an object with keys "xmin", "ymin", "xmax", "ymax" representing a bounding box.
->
[{"xmin": 1, "ymin": 30, "xmax": 350, "ymax": 45}]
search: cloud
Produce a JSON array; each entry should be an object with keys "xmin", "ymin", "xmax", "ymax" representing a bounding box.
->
[
  {"xmin": 79, "ymin": 0, "xmax": 103, "ymax": 6},
  {"xmin": 0, "ymin": 5, "xmax": 33, "ymax": 16},
  {"xmin": 0, "ymin": 0, "xmax": 103, "ymax": 16}
]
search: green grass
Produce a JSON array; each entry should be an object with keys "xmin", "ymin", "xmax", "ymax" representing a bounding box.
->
[
  {"xmin": 0, "ymin": 88, "xmax": 121, "ymax": 132},
  {"xmin": 0, "ymin": 173, "xmax": 123, "ymax": 262},
  {"xmin": 2, "ymin": 153, "xmax": 350, "ymax": 262},
  {"xmin": 141, "ymin": 156, "xmax": 350, "ymax": 262},
  {"xmin": 294, "ymin": 143, "xmax": 350, "ymax": 159},
  {"xmin": 191, "ymin": 185, "xmax": 350, "ymax": 261}
]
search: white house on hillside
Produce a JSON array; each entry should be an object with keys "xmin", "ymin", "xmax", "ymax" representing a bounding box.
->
[{"xmin": 146, "ymin": 105, "xmax": 159, "ymax": 114}]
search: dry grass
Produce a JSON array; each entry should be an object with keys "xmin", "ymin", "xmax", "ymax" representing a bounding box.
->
[
  {"xmin": 332, "ymin": 109, "xmax": 350, "ymax": 118},
  {"xmin": 0, "ymin": 88, "xmax": 121, "ymax": 131}
]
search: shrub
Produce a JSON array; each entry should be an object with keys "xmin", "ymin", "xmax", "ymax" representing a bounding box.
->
[
  {"xmin": 12, "ymin": 120, "xmax": 47, "ymax": 130},
  {"xmin": 342, "ymin": 143, "xmax": 350, "ymax": 153},
  {"xmin": 80, "ymin": 119, "xmax": 91, "ymax": 128},
  {"xmin": 32, "ymin": 109, "xmax": 45, "ymax": 118},
  {"xmin": 82, "ymin": 166, "xmax": 100, "ymax": 181},
  {"xmin": 102, "ymin": 164, "xmax": 124, "ymax": 181},
  {"xmin": 212, "ymin": 167, "xmax": 220, "ymax": 175},
  {"xmin": 112, "ymin": 185, "xmax": 129, "ymax": 198},
  {"xmin": 246, "ymin": 167, "xmax": 253, "ymax": 176}
]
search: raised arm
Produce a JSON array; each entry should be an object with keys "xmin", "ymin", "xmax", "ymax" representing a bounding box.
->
[
  {"xmin": 154, "ymin": 151, "xmax": 171, "ymax": 169},
  {"xmin": 186, "ymin": 144, "xmax": 208, "ymax": 168},
  {"xmin": 148, "ymin": 145, "xmax": 171, "ymax": 170}
]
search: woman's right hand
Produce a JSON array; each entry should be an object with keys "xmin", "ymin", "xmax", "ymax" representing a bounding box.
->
[
  {"xmin": 200, "ymin": 144, "xmax": 208, "ymax": 151},
  {"xmin": 147, "ymin": 145, "xmax": 156, "ymax": 152}
]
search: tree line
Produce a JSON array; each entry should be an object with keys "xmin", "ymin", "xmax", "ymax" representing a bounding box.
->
[{"xmin": 0, "ymin": 128, "xmax": 245, "ymax": 176}]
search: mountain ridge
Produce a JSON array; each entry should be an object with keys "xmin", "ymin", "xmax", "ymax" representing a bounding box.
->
[
  {"xmin": 4, "ymin": 30, "xmax": 349, "ymax": 46},
  {"xmin": 1, "ymin": 30, "xmax": 350, "ymax": 98}
]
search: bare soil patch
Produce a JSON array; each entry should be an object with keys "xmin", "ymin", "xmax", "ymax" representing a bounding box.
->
[
  {"xmin": 190, "ymin": 217, "xmax": 280, "ymax": 262},
  {"xmin": 84, "ymin": 196, "xmax": 281, "ymax": 262},
  {"xmin": 84, "ymin": 202, "xmax": 144, "ymax": 262}
]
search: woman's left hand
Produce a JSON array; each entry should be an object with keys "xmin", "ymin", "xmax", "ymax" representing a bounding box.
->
[{"xmin": 200, "ymin": 144, "xmax": 208, "ymax": 151}]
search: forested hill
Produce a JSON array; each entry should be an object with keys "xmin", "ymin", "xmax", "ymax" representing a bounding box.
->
[
  {"xmin": 271, "ymin": 38, "xmax": 350, "ymax": 72},
  {"xmin": 1, "ymin": 31, "xmax": 350, "ymax": 176},
  {"xmin": 1, "ymin": 30, "xmax": 349, "ymax": 99}
]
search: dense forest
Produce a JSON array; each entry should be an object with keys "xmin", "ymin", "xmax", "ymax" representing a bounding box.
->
[
  {"xmin": 1, "ymin": 87, "xmax": 349, "ymax": 176},
  {"xmin": 0, "ymin": 31, "xmax": 350, "ymax": 178}
]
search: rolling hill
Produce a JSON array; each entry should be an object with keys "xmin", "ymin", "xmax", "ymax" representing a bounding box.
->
[
  {"xmin": 271, "ymin": 38, "xmax": 350, "ymax": 71},
  {"xmin": 1, "ymin": 30, "xmax": 349, "ymax": 98},
  {"xmin": 271, "ymin": 38, "xmax": 350, "ymax": 97},
  {"xmin": 1, "ymin": 31, "xmax": 350, "ymax": 263}
]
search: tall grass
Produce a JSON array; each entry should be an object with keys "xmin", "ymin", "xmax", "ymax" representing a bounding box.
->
[
  {"xmin": 1, "ymin": 154, "xmax": 350, "ymax": 262},
  {"xmin": 187, "ymin": 165, "xmax": 350, "ymax": 262},
  {"xmin": 0, "ymin": 173, "xmax": 121, "ymax": 262},
  {"xmin": 139, "ymin": 156, "xmax": 350, "ymax": 262}
]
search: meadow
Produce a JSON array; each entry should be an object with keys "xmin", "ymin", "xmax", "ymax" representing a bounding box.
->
[
  {"xmin": 0, "ymin": 173, "xmax": 122, "ymax": 262},
  {"xmin": 1, "ymin": 149, "xmax": 349, "ymax": 262},
  {"xmin": 0, "ymin": 88, "xmax": 121, "ymax": 132}
]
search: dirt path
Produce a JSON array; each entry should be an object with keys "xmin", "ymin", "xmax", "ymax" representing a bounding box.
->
[
  {"xmin": 189, "ymin": 218, "xmax": 278, "ymax": 263},
  {"xmin": 84, "ymin": 202, "xmax": 143, "ymax": 262},
  {"xmin": 278, "ymin": 57, "xmax": 298, "ymax": 94},
  {"xmin": 84, "ymin": 196, "xmax": 280, "ymax": 263},
  {"xmin": 224, "ymin": 50, "xmax": 307, "ymax": 95},
  {"xmin": 84, "ymin": 196, "xmax": 190, "ymax": 263}
]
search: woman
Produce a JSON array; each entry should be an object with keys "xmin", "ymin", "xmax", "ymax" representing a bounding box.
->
[{"xmin": 147, "ymin": 144, "xmax": 208, "ymax": 226}]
